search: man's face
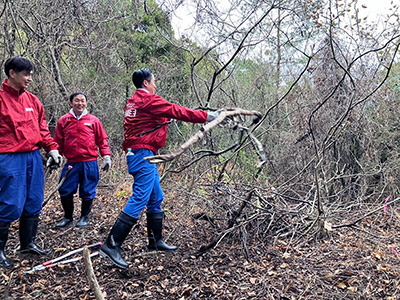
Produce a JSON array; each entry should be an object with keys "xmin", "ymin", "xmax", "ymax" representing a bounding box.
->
[
  {"xmin": 70, "ymin": 94, "xmax": 87, "ymax": 116},
  {"xmin": 8, "ymin": 69, "xmax": 32, "ymax": 91},
  {"xmin": 144, "ymin": 75, "xmax": 156, "ymax": 94}
]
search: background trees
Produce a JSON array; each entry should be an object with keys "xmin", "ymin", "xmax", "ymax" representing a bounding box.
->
[
  {"xmin": 1, "ymin": 0, "xmax": 399, "ymax": 243},
  {"xmin": 3, "ymin": 1, "xmax": 400, "ymax": 298},
  {"xmin": 155, "ymin": 0, "xmax": 400, "ymax": 242}
]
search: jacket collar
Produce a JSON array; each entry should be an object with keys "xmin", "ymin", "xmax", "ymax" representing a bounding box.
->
[
  {"xmin": 137, "ymin": 88, "xmax": 150, "ymax": 94},
  {"xmin": 69, "ymin": 108, "xmax": 88, "ymax": 120},
  {"xmin": 1, "ymin": 79, "xmax": 26, "ymax": 97}
]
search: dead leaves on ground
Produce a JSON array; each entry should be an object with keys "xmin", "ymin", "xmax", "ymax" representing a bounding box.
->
[{"xmin": 2, "ymin": 180, "xmax": 400, "ymax": 299}]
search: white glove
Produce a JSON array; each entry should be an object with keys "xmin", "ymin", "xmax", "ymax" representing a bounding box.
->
[
  {"xmin": 101, "ymin": 155, "xmax": 111, "ymax": 172},
  {"xmin": 206, "ymin": 111, "xmax": 220, "ymax": 122},
  {"xmin": 46, "ymin": 150, "xmax": 63, "ymax": 168}
]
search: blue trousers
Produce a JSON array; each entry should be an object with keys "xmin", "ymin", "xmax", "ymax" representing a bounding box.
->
[
  {"xmin": 58, "ymin": 160, "xmax": 99, "ymax": 201},
  {"xmin": 0, "ymin": 150, "xmax": 44, "ymax": 222},
  {"xmin": 123, "ymin": 149, "xmax": 163, "ymax": 218}
]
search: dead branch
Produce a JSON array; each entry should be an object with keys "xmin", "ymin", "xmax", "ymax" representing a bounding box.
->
[
  {"xmin": 145, "ymin": 108, "xmax": 262, "ymax": 164},
  {"xmin": 249, "ymin": 131, "xmax": 267, "ymax": 170},
  {"xmin": 192, "ymin": 213, "xmax": 217, "ymax": 228},
  {"xmin": 332, "ymin": 197, "xmax": 400, "ymax": 229},
  {"xmin": 194, "ymin": 190, "xmax": 254, "ymax": 257},
  {"xmin": 83, "ymin": 247, "xmax": 105, "ymax": 300}
]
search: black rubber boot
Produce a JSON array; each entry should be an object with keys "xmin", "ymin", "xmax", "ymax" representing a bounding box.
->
[
  {"xmin": 55, "ymin": 195, "xmax": 74, "ymax": 228},
  {"xmin": 147, "ymin": 212, "xmax": 177, "ymax": 252},
  {"xmin": 0, "ymin": 222, "xmax": 13, "ymax": 268},
  {"xmin": 99, "ymin": 212, "xmax": 137, "ymax": 269},
  {"xmin": 76, "ymin": 199, "xmax": 93, "ymax": 228},
  {"xmin": 19, "ymin": 215, "xmax": 51, "ymax": 255}
]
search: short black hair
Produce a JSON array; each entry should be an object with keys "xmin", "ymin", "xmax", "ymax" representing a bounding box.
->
[
  {"xmin": 4, "ymin": 56, "xmax": 34, "ymax": 77},
  {"xmin": 69, "ymin": 92, "xmax": 87, "ymax": 102},
  {"xmin": 132, "ymin": 68, "xmax": 153, "ymax": 89}
]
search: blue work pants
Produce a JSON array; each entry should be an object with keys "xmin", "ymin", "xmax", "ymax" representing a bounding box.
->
[
  {"xmin": 58, "ymin": 160, "xmax": 99, "ymax": 201},
  {"xmin": 123, "ymin": 149, "xmax": 163, "ymax": 218},
  {"xmin": 0, "ymin": 150, "xmax": 44, "ymax": 222}
]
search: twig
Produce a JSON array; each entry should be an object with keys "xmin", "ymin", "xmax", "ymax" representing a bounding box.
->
[
  {"xmin": 3, "ymin": 271, "xmax": 13, "ymax": 300},
  {"xmin": 83, "ymin": 247, "xmax": 105, "ymax": 300},
  {"xmin": 332, "ymin": 197, "xmax": 400, "ymax": 229},
  {"xmin": 194, "ymin": 190, "xmax": 254, "ymax": 257},
  {"xmin": 193, "ymin": 213, "xmax": 217, "ymax": 228},
  {"xmin": 240, "ymin": 226, "xmax": 250, "ymax": 261},
  {"xmin": 0, "ymin": 0, "xmax": 7, "ymax": 19},
  {"xmin": 349, "ymin": 224, "xmax": 385, "ymax": 239}
]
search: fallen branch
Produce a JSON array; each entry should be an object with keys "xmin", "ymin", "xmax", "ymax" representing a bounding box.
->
[
  {"xmin": 144, "ymin": 108, "xmax": 262, "ymax": 164},
  {"xmin": 83, "ymin": 246, "xmax": 105, "ymax": 300},
  {"xmin": 194, "ymin": 190, "xmax": 254, "ymax": 257},
  {"xmin": 332, "ymin": 197, "xmax": 400, "ymax": 229}
]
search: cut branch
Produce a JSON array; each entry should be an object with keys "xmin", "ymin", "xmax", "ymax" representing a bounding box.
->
[
  {"xmin": 144, "ymin": 108, "xmax": 262, "ymax": 164},
  {"xmin": 83, "ymin": 247, "xmax": 105, "ymax": 300}
]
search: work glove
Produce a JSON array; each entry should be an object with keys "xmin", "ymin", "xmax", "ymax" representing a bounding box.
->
[
  {"xmin": 101, "ymin": 155, "xmax": 111, "ymax": 172},
  {"xmin": 46, "ymin": 150, "xmax": 63, "ymax": 169},
  {"xmin": 206, "ymin": 111, "xmax": 220, "ymax": 122}
]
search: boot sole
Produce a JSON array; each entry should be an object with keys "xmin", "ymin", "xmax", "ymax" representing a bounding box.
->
[
  {"xmin": 55, "ymin": 220, "xmax": 73, "ymax": 229},
  {"xmin": 147, "ymin": 247, "xmax": 178, "ymax": 253},
  {"xmin": 99, "ymin": 249, "xmax": 128, "ymax": 269},
  {"xmin": 20, "ymin": 247, "xmax": 52, "ymax": 255},
  {"xmin": 75, "ymin": 223, "xmax": 88, "ymax": 228},
  {"xmin": 76, "ymin": 217, "xmax": 90, "ymax": 228}
]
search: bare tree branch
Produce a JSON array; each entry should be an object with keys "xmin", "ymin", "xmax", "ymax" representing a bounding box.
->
[
  {"xmin": 144, "ymin": 108, "xmax": 262, "ymax": 164},
  {"xmin": 83, "ymin": 247, "xmax": 105, "ymax": 300}
]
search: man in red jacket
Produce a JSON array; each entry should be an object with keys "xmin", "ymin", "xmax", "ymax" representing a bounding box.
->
[
  {"xmin": 100, "ymin": 68, "xmax": 219, "ymax": 268},
  {"xmin": 54, "ymin": 92, "xmax": 111, "ymax": 229},
  {"xmin": 0, "ymin": 56, "xmax": 62, "ymax": 268}
]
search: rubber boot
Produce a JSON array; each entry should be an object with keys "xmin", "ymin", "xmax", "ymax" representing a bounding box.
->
[
  {"xmin": 0, "ymin": 222, "xmax": 13, "ymax": 267},
  {"xmin": 55, "ymin": 195, "xmax": 74, "ymax": 228},
  {"xmin": 99, "ymin": 212, "xmax": 137, "ymax": 269},
  {"xmin": 19, "ymin": 215, "xmax": 51, "ymax": 255},
  {"xmin": 147, "ymin": 212, "xmax": 177, "ymax": 252},
  {"xmin": 76, "ymin": 199, "xmax": 93, "ymax": 228}
]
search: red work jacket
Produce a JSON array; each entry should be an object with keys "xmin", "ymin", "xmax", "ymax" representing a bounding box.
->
[
  {"xmin": 123, "ymin": 89, "xmax": 207, "ymax": 154},
  {"xmin": 54, "ymin": 112, "xmax": 111, "ymax": 162},
  {"xmin": 0, "ymin": 79, "xmax": 58, "ymax": 153}
]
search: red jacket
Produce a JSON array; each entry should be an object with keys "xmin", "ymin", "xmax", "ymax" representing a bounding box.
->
[
  {"xmin": 0, "ymin": 79, "xmax": 58, "ymax": 153},
  {"xmin": 54, "ymin": 112, "xmax": 111, "ymax": 162},
  {"xmin": 123, "ymin": 89, "xmax": 207, "ymax": 154}
]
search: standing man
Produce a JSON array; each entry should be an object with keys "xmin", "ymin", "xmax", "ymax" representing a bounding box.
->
[
  {"xmin": 54, "ymin": 92, "xmax": 111, "ymax": 229},
  {"xmin": 0, "ymin": 56, "xmax": 62, "ymax": 268},
  {"xmin": 99, "ymin": 68, "xmax": 219, "ymax": 268}
]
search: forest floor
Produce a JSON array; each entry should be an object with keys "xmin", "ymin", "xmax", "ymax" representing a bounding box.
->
[{"xmin": 1, "ymin": 165, "xmax": 400, "ymax": 300}]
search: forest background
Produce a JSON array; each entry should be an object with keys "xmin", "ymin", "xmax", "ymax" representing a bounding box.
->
[{"xmin": 1, "ymin": 0, "xmax": 400, "ymax": 299}]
